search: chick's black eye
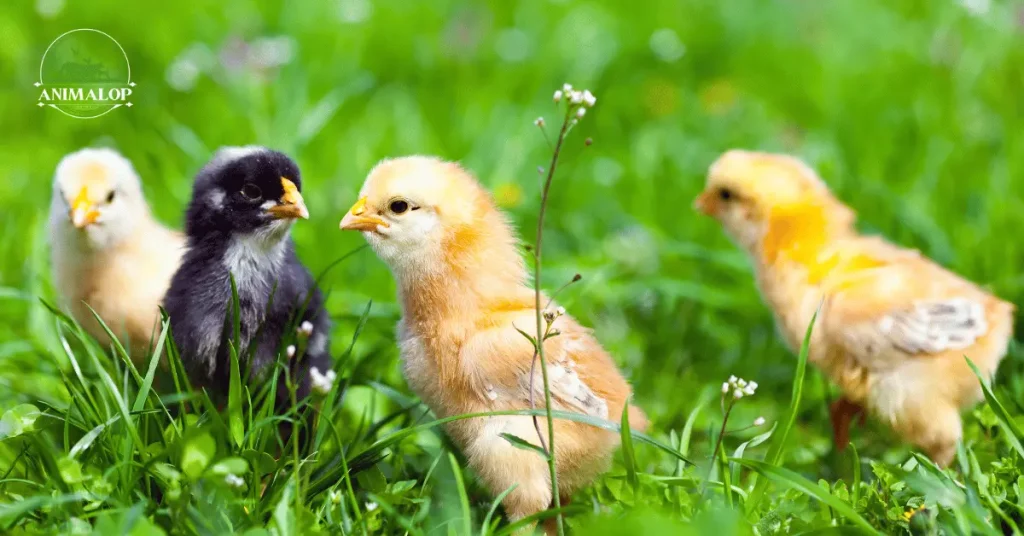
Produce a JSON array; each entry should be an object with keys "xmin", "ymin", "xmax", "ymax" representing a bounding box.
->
[
  {"xmin": 241, "ymin": 184, "xmax": 262, "ymax": 200},
  {"xmin": 389, "ymin": 200, "xmax": 409, "ymax": 214},
  {"xmin": 718, "ymin": 188, "xmax": 734, "ymax": 201},
  {"xmin": 106, "ymin": 191, "xmax": 116, "ymax": 203}
]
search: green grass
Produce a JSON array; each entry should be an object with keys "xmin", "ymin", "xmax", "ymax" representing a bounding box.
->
[{"xmin": 2, "ymin": 0, "xmax": 1024, "ymax": 533}]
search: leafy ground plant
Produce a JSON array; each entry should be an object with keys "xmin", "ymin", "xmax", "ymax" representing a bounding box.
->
[{"xmin": 5, "ymin": 288, "xmax": 1024, "ymax": 534}]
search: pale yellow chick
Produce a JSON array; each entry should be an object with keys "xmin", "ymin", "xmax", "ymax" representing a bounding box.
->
[
  {"xmin": 696, "ymin": 149, "xmax": 1014, "ymax": 466},
  {"xmin": 49, "ymin": 148, "xmax": 186, "ymax": 358},
  {"xmin": 340, "ymin": 156, "xmax": 647, "ymax": 528}
]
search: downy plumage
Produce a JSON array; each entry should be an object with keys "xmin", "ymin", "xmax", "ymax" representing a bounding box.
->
[
  {"xmin": 49, "ymin": 147, "xmax": 185, "ymax": 358},
  {"xmin": 164, "ymin": 146, "xmax": 330, "ymax": 400},
  {"xmin": 696, "ymin": 149, "xmax": 1014, "ymax": 466},
  {"xmin": 340, "ymin": 156, "xmax": 646, "ymax": 529}
]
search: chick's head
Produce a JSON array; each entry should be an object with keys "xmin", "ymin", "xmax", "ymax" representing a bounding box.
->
[
  {"xmin": 187, "ymin": 146, "xmax": 308, "ymax": 240},
  {"xmin": 341, "ymin": 156, "xmax": 505, "ymax": 276},
  {"xmin": 695, "ymin": 149, "xmax": 852, "ymax": 252},
  {"xmin": 52, "ymin": 148, "xmax": 148, "ymax": 247}
]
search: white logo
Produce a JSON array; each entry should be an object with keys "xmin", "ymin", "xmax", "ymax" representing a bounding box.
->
[{"xmin": 36, "ymin": 29, "xmax": 136, "ymax": 119}]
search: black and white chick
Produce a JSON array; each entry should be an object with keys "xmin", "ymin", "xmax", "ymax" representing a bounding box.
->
[{"xmin": 164, "ymin": 146, "xmax": 331, "ymax": 401}]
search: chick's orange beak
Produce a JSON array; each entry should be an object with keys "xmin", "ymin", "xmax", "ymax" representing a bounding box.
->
[
  {"xmin": 694, "ymin": 190, "xmax": 718, "ymax": 216},
  {"xmin": 70, "ymin": 186, "xmax": 99, "ymax": 228},
  {"xmin": 339, "ymin": 197, "xmax": 389, "ymax": 232},
  {"xmin": 267, "ymin": 178, "xmax": 309, "ymax": 220}
]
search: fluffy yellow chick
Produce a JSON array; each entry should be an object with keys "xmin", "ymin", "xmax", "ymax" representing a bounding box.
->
[
  {"xmin": 340, "ymin": 156, "xmax": 647, "ymax": 528},
  {"xmin": 49, "ymin": 148, "xmax": 185, "ymax": 357},
  {"xmin": 696, "ymin": 149, "xmax": 1014, "ymax": 466}
]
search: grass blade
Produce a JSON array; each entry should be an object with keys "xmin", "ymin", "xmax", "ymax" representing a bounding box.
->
[
  {"xmin": 494, "ymin": 505, "xmax": 587, "ymax": 536},
  {"xmin": 620, "ymin": 401, "xmax": 638, "ymax": 490},
  {"xmin": 481, "ymin": 484, "xmax": 517, "ymax": 536},
  {"xmin": 966, "ymin": 357, "xmax": 1024, "ymax": 458},
  {"xmin": 731, "ymin": 423, "xmax": 776, "ymax": 483},
  {"xmin": 227, "ymin": 275, "xmax": 245, "ymax": 448},
  {"xmin": 500, "ymin": 433, "xmax": 549, "ymax": 460},
  {"xmin": 449, "ymin": 451, "xmax": 473, "ymax": 536},
  {"xmin": 83, "ymin": 303, "xmax": 142, "ymax": 384},
  {"xmin": 746, "ymin": 305, "xmax": 817, "ymax": 513},
  {"xmin": 132, "ymin": 318, "xmax": 169, "ymax": 412},
  {"xmin": 68, "ymin": 414, "xmax": 121, "ymax": 459},
  {"xmin": 851, "ymin": 443, "xmax": 861, "ymax": 508}
]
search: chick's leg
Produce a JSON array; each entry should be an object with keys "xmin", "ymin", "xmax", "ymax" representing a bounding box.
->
[
  {"xmin": 897, "ymin": 403, "xmax": 962, "ymax": 468},
  {"xmin": 466, "ymin": 417, "xmax": 552, "ymax": 530},
  {"xmin": 829, "ymin": 397, "xmax": 866, "ymax": 452}
]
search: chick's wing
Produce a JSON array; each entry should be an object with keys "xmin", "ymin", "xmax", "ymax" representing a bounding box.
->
[
  {"xmin": 459, "ymin": 308, "xmax": 631, "ymax": 420},
  {"xmin": 818, "ymin": 238, "xmax": 994, "ymax": 370}
]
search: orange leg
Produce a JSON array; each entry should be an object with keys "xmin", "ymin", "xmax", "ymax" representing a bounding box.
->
[{"xmin": 829, "ymin": 398, "xmax": 866, "ymax": 452}]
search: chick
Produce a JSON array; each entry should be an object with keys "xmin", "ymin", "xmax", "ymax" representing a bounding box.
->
[
  {"xmin": 163, "ymin": 146, "xmax": 330, "ymax": 399},
  {"xmin": 696, "ymin": 149, "xmax": 1014, "ymax": 466},
  {"xmin": 49, "ymin": 148, "xmax": 185, "ymax": 356},
  {"xmin": 340, "ymin": 156, "xmax": 647, "ymax": 527}
]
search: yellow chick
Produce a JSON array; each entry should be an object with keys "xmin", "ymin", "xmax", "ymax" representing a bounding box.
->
[
  {"xmin": 340, "ymin": 156, "xmax": 647, "ymax": 528},
  {"xmin": 49, "ymin": 148, "xmax": 186, "ymax": 357},
  {"xmin": 695, "ymin": 149, "xmax": 1014, "ymax": 466}
]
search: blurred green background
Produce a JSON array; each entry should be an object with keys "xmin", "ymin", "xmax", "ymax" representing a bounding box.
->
[{"xmin": 2, "ymin": 0, "xmax": 1024, "ymax": 531}]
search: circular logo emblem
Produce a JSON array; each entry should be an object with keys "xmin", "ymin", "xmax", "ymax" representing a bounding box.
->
[{"xmin": 36, "ymin": 29, "xmax": 136, "ymax": 119}]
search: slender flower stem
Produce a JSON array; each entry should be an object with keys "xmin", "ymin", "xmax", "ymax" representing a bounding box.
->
[
  {"xmin": 527, "ymin": 320, "xmax": 556, "ymax": 454},
  {"xmin": 699, "ymin": 399, "xmax": 734, "ymax": 499},
  {"xmin": 529, "ymin": 103, "xmax": 573, "ymax": 536}
]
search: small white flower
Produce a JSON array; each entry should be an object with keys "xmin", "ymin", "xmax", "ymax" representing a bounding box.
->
[
  {"xmin": 576, "ymin": 107, "xmax": 586, "ymax": 118},
  {"xmin": 582, "ymin": 90, "xmax": 596, "ymax": 107},
  {"xmin": 224, "ymin": 474, "xmax": 245, "ymax": 488},
  {"xmin": 562, "ymin": 83, "xmax": 573, "ymax": 93},
  {"xmin": 544, "ymin": 306, "xmax": 566, "ymax": 323},
  {"xmin": 286, "ymin": 345, "xmax": 296, "ymax": 359},
  {"xmin": 534, "ymin": 117, "xmax": 545, "ymax": 127},
  {"xmin": 298, "ymin": 321, "xmax": 314, "ymax": 337},
  {"xmin": 310, "ymin": 366, "xmax": 337, "ymax": 395},
  {"xmin": 365, "ymin": 501, "xmax": 378, "ymax": 512},
  {"xmin": 570, "ymin": 91, "xmax": 584, "ymax": 104},
  {"xmin": 754, "ymin": 417, "xmax": 766, "ymax": 427},
  {"xmin": 724, "ymin": 375, "xmax": 758, "ymax": 400},
  {"xmin": 553, "ymin": 90, "xmax": 563, "ymax": 103},
  {"xmin": 330, "ymin": 490, "xmax": 342, "ymax": 504}
]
